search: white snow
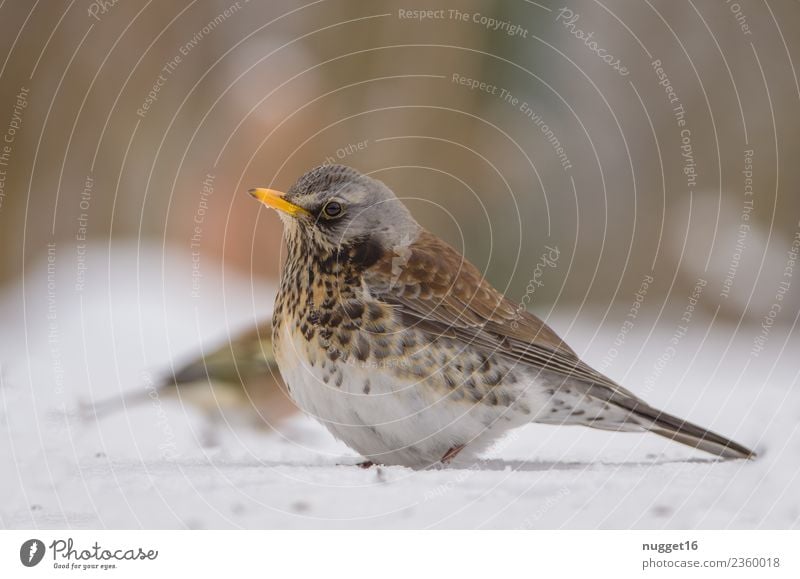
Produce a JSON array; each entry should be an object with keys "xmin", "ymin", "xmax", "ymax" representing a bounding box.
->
[{"xmin": 1, "ymin": 242, "xmax": 798, "ymax": 529}]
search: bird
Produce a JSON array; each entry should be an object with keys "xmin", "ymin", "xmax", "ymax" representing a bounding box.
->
[
  {"xmin": 82, "ymin": 321, "xmax": 297, "ymax": 431},
  {"xmin": 250, "ymin": 164, "xmax": 755, "ymax": 469}
]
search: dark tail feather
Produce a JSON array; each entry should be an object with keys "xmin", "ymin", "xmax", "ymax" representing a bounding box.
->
[{"xmin": 630, "ymin": 402, "xmax": 756, "ymax": 460}]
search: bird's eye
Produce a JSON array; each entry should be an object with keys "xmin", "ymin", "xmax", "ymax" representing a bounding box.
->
[{"xmin": 322, "ymin": 200, "xmax": 344, "ymax": 219}]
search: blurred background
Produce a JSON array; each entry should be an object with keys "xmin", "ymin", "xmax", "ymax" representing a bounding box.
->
[
  {"xmin": 0, "ymin": 0, "xmax": 799, "ymax": 529},
  {"xmin": 0, "ymin": 0, "xmax": 797, "ymax": 314}
]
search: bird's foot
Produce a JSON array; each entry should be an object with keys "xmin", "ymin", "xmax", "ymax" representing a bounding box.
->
[
  {"xmin": 356, "ymin": 460, "xmax": 375, "ymax": 469},
  {"xmin": 440, "ymin": 445, "xmax": 466, "ymax": 464}
]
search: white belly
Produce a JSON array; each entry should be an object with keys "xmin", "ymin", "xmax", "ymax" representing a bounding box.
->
[{"xmin": 275, "ymin": 322, "xmax": 540, "ymax": 468}]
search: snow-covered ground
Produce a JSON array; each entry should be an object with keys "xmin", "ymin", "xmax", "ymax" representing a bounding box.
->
[{"xmin": 1, "ymin": 243, "xmax": 798, "ymax": 529}]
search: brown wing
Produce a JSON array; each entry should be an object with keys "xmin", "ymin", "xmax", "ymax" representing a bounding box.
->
[{"xmin": 364, "ymin": 230, "xmax": 638, "ymax": 401}]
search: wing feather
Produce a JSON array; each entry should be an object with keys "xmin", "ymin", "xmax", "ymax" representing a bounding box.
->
[{"xmin": 365, "ymin": 230, "xmax": 638, "ymax": 401}]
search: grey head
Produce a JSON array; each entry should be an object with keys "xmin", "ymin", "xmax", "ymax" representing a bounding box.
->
[{"xmin": 265, "ymin": 164, "xmax": 421, "ymax": 257}]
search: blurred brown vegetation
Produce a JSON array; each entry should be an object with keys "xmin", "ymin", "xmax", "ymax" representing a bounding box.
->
[{"xmin": 0, "ymin": 0, "xmax": 798, "ymax": 321}]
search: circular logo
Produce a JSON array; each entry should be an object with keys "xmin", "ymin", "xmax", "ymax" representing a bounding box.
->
[{"xmin": 20, "ymin": 539, "xmax": 45, "ymax": 567}]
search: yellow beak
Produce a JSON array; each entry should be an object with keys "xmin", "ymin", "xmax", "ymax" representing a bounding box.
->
[{"xmin": 248, "ymin": 188, "xmax": 310, "ymax": 218}]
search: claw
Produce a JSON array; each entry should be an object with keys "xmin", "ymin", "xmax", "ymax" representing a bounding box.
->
[{"xmin": 440, "ymin": 444, "xmax": 465, "ymax": 464}]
